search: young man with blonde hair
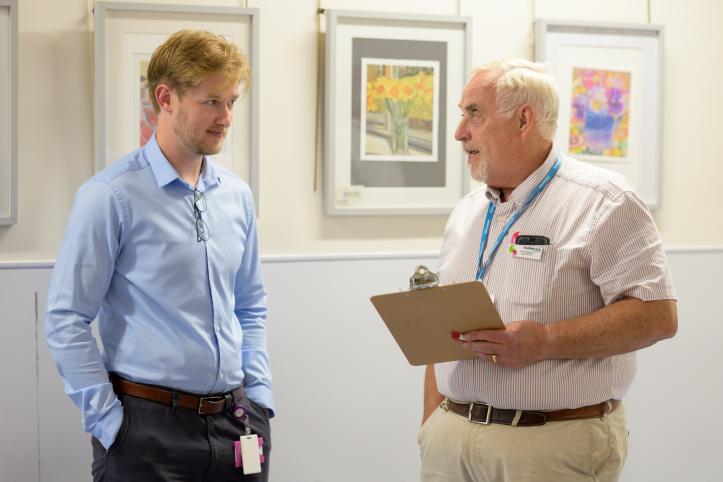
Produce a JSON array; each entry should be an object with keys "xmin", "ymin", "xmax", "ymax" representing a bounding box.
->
[
  {"xmin": 46, "ymin": 30, "xmax": 272, "ymax": 480},
  {"xmin": 418, "ymin": 59, "xmax": 677, "ymax": 481}
]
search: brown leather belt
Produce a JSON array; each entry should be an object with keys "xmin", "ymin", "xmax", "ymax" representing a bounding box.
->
[
  {"xmin": 443, "ymin": 398, "xmax": 619, "ymax": 427},
  {"xmin": 111, "ymin": 375, "xmax": 243, "ymax": 415}
]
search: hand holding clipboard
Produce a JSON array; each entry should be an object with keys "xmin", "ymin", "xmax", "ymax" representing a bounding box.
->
[{"xmin": 370, "ymin": 266, "xmax": 505, "ymax": 366}]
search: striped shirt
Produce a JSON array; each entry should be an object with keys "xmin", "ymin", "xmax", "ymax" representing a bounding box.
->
[{"xmin": 435, "ymin": 146, "xmax": 676, "ymax": 410}]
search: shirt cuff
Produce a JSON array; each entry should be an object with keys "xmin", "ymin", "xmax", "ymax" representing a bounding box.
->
[
  {"xmin": 93, "ymin": 405, "xmax": 124, "ymax": 450},
  {"xmin": 244, "ymin": 385, "xmax": 275, "ymax": 418}
]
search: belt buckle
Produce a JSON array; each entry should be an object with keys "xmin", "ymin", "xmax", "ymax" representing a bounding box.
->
[
  {"xmin": 197, "ymin": 395, "xmax": 226, "ymax": 414},
  {"xmin": 468, "ymin": 402, "xmax": 492, "ymax": 424}
]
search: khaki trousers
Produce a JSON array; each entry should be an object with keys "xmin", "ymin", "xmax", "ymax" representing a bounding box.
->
[{"xmin": 419, "ymin": 402, "xmax": 628, "ymax": 482}]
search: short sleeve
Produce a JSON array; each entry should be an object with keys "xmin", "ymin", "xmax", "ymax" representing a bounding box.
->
[{"xmin": 589, "ymin": 191, "xmax": 676, "ymax": 305}]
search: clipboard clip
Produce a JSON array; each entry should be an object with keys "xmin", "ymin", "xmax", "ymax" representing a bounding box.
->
[{"xmin": 409, "ymin": 265, "xmax": 439, "ymax": 290}]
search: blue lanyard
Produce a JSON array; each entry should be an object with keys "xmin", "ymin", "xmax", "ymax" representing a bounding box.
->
[{"xmin": 475, "ymin": 156, "xmax": 561, "ymax": 281}]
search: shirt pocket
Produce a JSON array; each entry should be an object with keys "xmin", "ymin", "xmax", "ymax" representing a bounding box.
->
[{"xmin": 493, "ymin": 244, "xmax": 558, "ymax": 313}]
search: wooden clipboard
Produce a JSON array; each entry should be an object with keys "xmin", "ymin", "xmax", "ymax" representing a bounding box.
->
[{"xmin": 370, "ymin": 281, "xmax": 505, "ymax": 366}]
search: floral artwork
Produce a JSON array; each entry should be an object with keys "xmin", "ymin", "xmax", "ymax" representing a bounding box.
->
[
  {"xmin": 569, "ymin": 67, "xmax": 631, "ymax": 158},
  {"xmin": 139, "ymin": 59, "xmax": 157, "ymax": 147},
  {"xmin": 362, "ymin": 60, "xmax": 437, "ymax": 160}
]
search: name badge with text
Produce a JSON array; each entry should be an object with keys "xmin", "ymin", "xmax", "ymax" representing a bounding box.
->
[{"xmin": 508, "ymin": 244, "xmax": 543, "ymax": 261}]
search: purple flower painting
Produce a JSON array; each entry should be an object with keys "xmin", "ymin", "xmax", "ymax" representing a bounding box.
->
[{"xmin": 569, "ymin": 67, "xmax": 631, "ymax": 158}]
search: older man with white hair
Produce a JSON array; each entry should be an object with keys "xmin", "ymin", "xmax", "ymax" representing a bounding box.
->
[{"xmin": 418, "ymin": 59, "xmax": 678, "ymax": 482}]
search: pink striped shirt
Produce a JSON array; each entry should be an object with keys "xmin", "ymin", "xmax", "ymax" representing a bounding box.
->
[{"xmin": 436, "ymin": 147, "xmax": 676, "ymax": 410}]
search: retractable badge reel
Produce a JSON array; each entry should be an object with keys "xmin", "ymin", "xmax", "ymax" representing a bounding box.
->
[{"xmin": 233, "ymin": 403, "xmax": 264, "ymax": 475}]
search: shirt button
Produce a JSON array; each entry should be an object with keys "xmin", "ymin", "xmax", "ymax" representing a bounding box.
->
[{"xmin": 220, "ymin": 373, "xmax": 224, "ymax": 379}]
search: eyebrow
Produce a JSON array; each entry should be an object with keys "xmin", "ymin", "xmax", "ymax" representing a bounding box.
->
[
  {"xmin": 206, "ymin": 94, "xmax": 240, "ymax": 101},
  {"xmin": 459, "ymin": 102, "xmax": 480, "ymax": 113}
]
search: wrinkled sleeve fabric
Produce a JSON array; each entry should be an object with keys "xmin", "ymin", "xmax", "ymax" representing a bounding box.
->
[
  {"xmin": 45, "ymin": 180, "xmax": 125, "ymax": 449},
  {"xmin": 234, "ymin": 189, "xmax": 274, "ymax": 415},
  {"xmin": 589, "ymin": 190, "xmax": 677, "ymax": 305}
]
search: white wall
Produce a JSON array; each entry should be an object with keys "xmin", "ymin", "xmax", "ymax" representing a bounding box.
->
[
  {"xmin": 1, "ymin": 0, "xmax": 722, "ymax": 261},
  {"xmin": 2, "ymin": 249, "xmax": 722, "ymax": 481}
]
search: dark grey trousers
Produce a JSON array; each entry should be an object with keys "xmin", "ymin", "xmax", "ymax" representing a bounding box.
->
[{"xmin": 91, "ymin": 394, "xmax": 271, "ymax": 482}]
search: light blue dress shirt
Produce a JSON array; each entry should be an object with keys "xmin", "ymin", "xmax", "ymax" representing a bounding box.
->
[{"xmin": 45, "ymin": 135, "xmax": 272, "ymax": 449}]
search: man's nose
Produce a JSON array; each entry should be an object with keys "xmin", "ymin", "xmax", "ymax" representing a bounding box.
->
[
  {"xmin": 217, "ymin": 105, "xmax": 232, "ymax": 126},
  {"xmin": 454, "ymin": 118, "xmax": 467, "ymax": 142}
]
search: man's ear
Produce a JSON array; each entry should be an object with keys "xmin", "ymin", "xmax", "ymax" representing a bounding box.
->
[
  {"xmin": 155, "ymin": 84, "xmax": 174, "ymax": 113},
  {"xmin": 518, "ymin": 104, "xmax": 535, "ymax": 137}
]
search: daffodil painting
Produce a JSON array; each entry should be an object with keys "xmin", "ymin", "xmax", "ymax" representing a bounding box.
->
[
  {"xmin": 139, "ymin": 59, "xmax": 157, "ymax": 147},
  {"xmin": 361, "ymin": 58, "xmax": 438, "ymax": 161},
  {"xmin": 569, "ymin": 67, "xmax": 631, "ymax": 159}
]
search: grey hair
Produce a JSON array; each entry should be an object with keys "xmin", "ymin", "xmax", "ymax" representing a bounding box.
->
[{"xmin": 473, "ymin": 59, "xmax": 559, "ymax": 141}]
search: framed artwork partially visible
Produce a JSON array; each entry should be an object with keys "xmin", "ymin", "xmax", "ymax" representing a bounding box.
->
[
  {"xmin": 324, "ymin": 10, "xmax": 471, "ymax": 215},
  {"xmin": 0, "ymin": 0, "xmax": 17, "ymax": 225},
  {"xmin": 536, "ymin": 19, "xmax": 663, "ymax": 208},
  {"xmin": 94, "ymin": 2, "xmax": 260, "ymax": 206}
]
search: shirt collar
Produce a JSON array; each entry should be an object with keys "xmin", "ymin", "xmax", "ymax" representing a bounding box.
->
[
  {"xmin": 144, "ymin": 134, "xmax": 221, "ymax": 190},
  {"xmin": 197, "ymin": 156, "xmax": 221, "ymax": 191},
  {"xmin": 485, "ymin": 143, "xmax": 559, "ymax": 204}
]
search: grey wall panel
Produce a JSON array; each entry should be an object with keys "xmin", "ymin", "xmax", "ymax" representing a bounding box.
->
[
  {"xmin": 620, "ymin": 249, "xmax": 723, "ymax": 482},
  {"xmin": 263, "ymin": 255, "xmax": 434, "ymax": 482},
  {"xmin": 0, "ymin": 268, "xmax": 43, "ymax": 482},
  {"xmin": 0, "ymin": 249, "xmax": 720, "ymax": 481}
]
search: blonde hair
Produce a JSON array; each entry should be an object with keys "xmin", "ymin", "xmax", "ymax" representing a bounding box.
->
[
  {"xmin": 474, "ymin": 59, "xmax": 559, "ymax": 140},
  {"xmin": 147, "ymin": 29, "xmax": 249, "ymax": 112}
]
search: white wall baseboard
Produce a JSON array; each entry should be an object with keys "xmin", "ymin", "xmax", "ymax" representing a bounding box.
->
[{"xmin": 1, "ymin": 244, "xmax": 721, "ymax": 270}]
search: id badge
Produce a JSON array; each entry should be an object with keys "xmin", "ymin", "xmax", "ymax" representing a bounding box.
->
[
  {"xmin": 232, "ymin": 400, "xmax": 264, "ymax": 474},
  {"xmin": 508, "ymin": 244, "xmax": 543, "ymax": 260},
  {"xmin": 234, "ymin": 434, "xmax": 265, "ymax": 474}
]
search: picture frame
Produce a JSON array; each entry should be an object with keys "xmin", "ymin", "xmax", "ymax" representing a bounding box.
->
[
  {"xmin": 0, "ymin": 0, "xmax": 17, "ymax": 225},
  {"xmin": 324, "ymin": 10, "xmax": 471, "ymax": 215},
  {"xmin": 536, "ymin": 19, "xmax": 663, "ymax": 208},
  {"xmin": 94, "ymin": 2, "xmax": 260, "ymax": 207}
]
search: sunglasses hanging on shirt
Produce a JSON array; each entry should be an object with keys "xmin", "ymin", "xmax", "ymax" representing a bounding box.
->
[{"xmin": 193, "ymin": 189, "xmax": 210, "ymax": 242}]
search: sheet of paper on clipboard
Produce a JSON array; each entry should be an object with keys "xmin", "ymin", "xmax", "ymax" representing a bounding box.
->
[{"xmin": 370, "ymin": 278, "xmax": 505, "ymax": 366}]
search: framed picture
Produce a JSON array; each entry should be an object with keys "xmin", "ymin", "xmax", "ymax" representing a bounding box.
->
[
  {"xmin": 94, "ymin": 2, "xmax": 260, "ymax": 207},
  {"xmin": 0, "ymin": 0, "xmax": 17, "ymax": 225},
  {"xmin": 324, "ymin": 10, "xmax": 471, "ymax": 215},
  {"xmin": 536, "ymin": 20, "xmax": 663, "ymax": 208}
]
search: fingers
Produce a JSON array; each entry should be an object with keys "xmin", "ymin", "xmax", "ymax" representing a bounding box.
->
[
  {"xmin": 451, "ymin": 330, "xmax": 508, "ymax": 365},
  {"xmin": 453, "ymin": 337, "xmax": 500, "ymax": 352},
  {"xmin": 451, "ymin": 329, "xmax": 505, "ymax": 343}
]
